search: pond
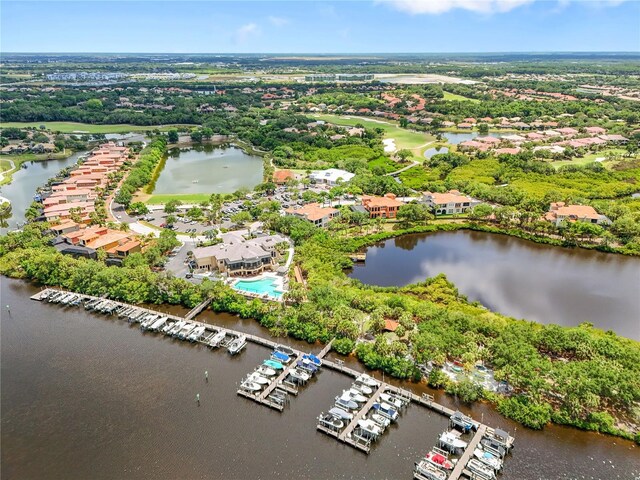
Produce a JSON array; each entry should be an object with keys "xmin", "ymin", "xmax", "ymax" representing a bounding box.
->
[
  {"xmin": 423, "ymin": 146, "xmax": 449, "ymax": 159},
  {"xmin": 0, "ymin": 151, "xmax": 86, "ymax": 233},
  {"xmin": 441, "ymin": 132, "xmax": 506, "ymax": 145},
  {"xmin": 151, "ymin": 144, "xmax": 263, "ymax": 195},
  {"xmin": 348, "ymin": 230, "xmax": 640, "ymax": 339}
]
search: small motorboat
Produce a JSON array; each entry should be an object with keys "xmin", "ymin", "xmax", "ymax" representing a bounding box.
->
[
  {"xmin": 356, "ymin": 373, "xmax": 378, "ymax": 387},
  {"xmin": 275, "ymin": 345, "xmax": 295, "ymax": 356},
  {"xmin": 240, "ymin": 380, "xmax": 261, "ymax": 392},
  {"xmin": 372, "ymin": 402, "xmax": 398, "ymax": 421},
  {"xmin": 369, "ymin": 413, "xmax": 390, "ymax": 428},
  {"xmin": 474, "ymin": 447, "xmax": 503, "ymax": 471},
  {"xmin": 318, "ymin": 412, "xmax": 344, "ymax": 430},
  {"xmin": 255, "ymin": 365, "xmax": 276, "ymax": 377},
  {"xmin": 414, "ymin": 459, "xmax": 447, "ymax": 480},
  {"xmin": 357, "ymin": 419, "xmax": 383, "ymax": 437},
  {"xmin": 344, "ymin": 389, "xmax": 367, "ymax": 403},
  {"xmin": 335, "ymin": 396, "xmax": 358, "ymax": 411},
  {"xmin": 480, "ymin": 437, "xmax": 506, "ymax": 457},
  {"xmin": 302, "ymin": 353, "xmax": 322, "ymax": 367},
  {"xmin": 208, "ymin": 330, "xmax": 226, "ymax": 347},
  {"xmin": 352, "ymin": 381, "xmax": 373, "ymax": 396},
  {"xmin": 192, "ymin": 179, "xmax": 199, "ymax": 183},
  {"xmin": 227, "ymin": 335, "xmax": 247, "ymax": 355},
  {"xmin": 263, "ymin": 359, "xmax": 284, "ymax": 370},
  {"xmin": 467, "ymin": 458, "xmax": 497, "ymax": 480},
  {"xmin": 329, "ymin": 407, "xmax": 353, "ymax": 420},
  {"xmin": 380, "ymin": 393, "xmax": 403, "ymax": 409},
  {"xmin": 272, "ymin": 351, "xmax": 291, "ymax": 364},
  {"xmin": 297, "ymin": 359, "xmax": 318, "ymax": 373},
  {"xmin": 247, "ymin": 373, "xmax": 270, "ymax": 385},
  {"xmin": 450, "ymin": 410, "xmax": 476, "ymax": 433},
  {"xmin": 439, "ymin": 430, "xmax": 468, "ymax": 453},
  {"xmin": 289, "ymin": 368, "xmax": 310, "ymax": 383},
  {"xmin": 425, "ymin": 449, "xmax": 454, "ymax": 470}
]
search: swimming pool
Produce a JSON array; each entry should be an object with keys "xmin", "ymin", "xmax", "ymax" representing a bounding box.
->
[{"xmin": 232, "ymin": 277, "xmax": 284, "ymax": 299}]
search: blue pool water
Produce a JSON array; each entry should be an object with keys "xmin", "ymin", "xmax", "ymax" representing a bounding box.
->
[{"xmin": 233, "ymin": 277, "xmax": 284, "ymax": 299}]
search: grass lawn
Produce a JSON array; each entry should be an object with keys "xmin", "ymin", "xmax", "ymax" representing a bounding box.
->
[
  {"xmin": 443, "ymin": 91, "xmax": 480, "ymax": 103},
  {"xmin": 0, "ymin": 122, "xmax": 197, "ymax": 134},
  {"xmin": 143, "ymin": 193, "xmax": 212, "ymax": 204},
  {"xmin": 314, "ymin": 114, "xmax": 435, "ymax": 154},
  {"xmin": 550, "ymin": 149, "xmax": 629, "ymax": 169}
]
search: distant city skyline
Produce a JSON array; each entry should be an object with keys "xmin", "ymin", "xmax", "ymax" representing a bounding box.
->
[{"xmin": 1, "ymin": 0, "xmax": 639, "ymax": 53}]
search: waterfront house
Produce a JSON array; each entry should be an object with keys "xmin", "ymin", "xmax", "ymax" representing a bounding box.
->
[
  {"xmin": 544, "ymin": 202, "xmax": 611, "ymax": 227},
  {"xmin": 361, "ymin": 193, "xmax": 404, "ymax": 219},
  {"xmin": 422, "ymin": 190, "xmax": 481, "ymax": 215},
  {"xmin": 285, "ymin": 203, "xmax": 339, "ymax": 228}
]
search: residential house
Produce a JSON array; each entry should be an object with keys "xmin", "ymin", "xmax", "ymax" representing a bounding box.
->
[
  {"xmin": 544, "ymin": 202, "xmax": 611, "ymax": 227},
  {"xmin": 285, "ymin": 203, "xmax": 339, "ymax": 227},
  {"xmin": 422, "ymin": 190, "xmax": 481, "ymax": 215},
  {"xmin": 361, "ymin": 193, "xmax": 404, "ymax": 219}
]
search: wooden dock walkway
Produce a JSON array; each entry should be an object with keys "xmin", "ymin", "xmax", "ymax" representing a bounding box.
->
[
  {"xmin": 449, "ymin": 424, "xmax": 487, "ymax": 480},
  {"xmin": 338, "ymin": 384, "xmax": 385, "ymax": 453},
  {"xmin": 184, "ymin": 298, "xmax": 213, "ymax": 320},
  {"xmin": 258, "ymin": 354, "xmax": 302, "ymax": 401}
]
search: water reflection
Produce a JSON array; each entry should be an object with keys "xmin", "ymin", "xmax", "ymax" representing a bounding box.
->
[{"xmin": 349, "ymin": 231, "xmax": 640, "ymax": 339}]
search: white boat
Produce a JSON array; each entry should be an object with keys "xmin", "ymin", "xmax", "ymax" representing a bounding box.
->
[
  {"xmin": 161, "ymin": 321, "xmax": 175, "ymax": 334},
  {"xmin": 352, "ymin": 382, "xmax": 373, "ymax": 395},
  {"xmin": 289, "ymin": 368, "xmax": 310, "ymax": 382},
  {"xmin": 240, "ymin": 380, "xmax": 261, "ymax": 392},
  {"xmin": 177, "ymin": 323, "xmax": 196, "ymax": 339},
  {"xmin": 255, "ymin": 365, "xmax": 276, "ymax": 377},
  {"xmin": 356, "ymin": 373, "xmax": 378, "ymax": 387},
  {"xmin": 208, "ymin": 330, "xmax": 226, "ymax": 347},
  {"xmin": 380, "ymin": 393, "xmax": 403, "ymax": 409},
  {"xmin": 187, "ymin": 326, "xmax": 206, "ymax": 342},
  {"xmin": 318, "ymin": 413, "xmax": 344, "ymax": 430},
  {"xmin": 345, "ymin": 389, "xmax": 367, "ymax": 403},
  {"xmin": 369, "ymin": 413, "xmax": 391, "ymax": 428},
  {"xmin": 335, "ymin": 396, "xmax": 358, "ymax": 411},
  {"xmin": 439, "ymin": 430, "xmax": 468, "ymax": 452},
  {"xmin": 467, "ymin": 459, "xmax": 497, "ymax": 479},
  {"xmin": 150, "ymin": 316, "xmax": 167, "ymax": 332},
  {"xmin": 328, "ymin": 407, "xmax": 353, "ymax": 420},
  {"xmin": 357, "ymin": 418, "xmax": 383, "ymax": 437},
  {"xmin": 415, "ymin": 459, "xmax": 447, "ymax": 480},
  {"xmin": 228, "ymin": 335, "xmax": 247, "ymax": 355},
  {"xmin": 168, "ymin": 321, "xmax": 185, "ymax": 336},
  {"xmin": 247, "ymin": 373, "xmax": 270, "ymax": 385},
  {"xmin": 474, "ymin": 448, "xmax": 503, "ymax": 471}
]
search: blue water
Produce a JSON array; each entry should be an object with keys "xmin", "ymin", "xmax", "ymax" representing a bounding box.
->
[{"xmin": 233, "ymin": 277, "xmax": 283, "ymax": 298}]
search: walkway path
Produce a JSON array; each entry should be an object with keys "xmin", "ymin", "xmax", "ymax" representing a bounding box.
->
[{"xmin": 0, "ymin": 159, "xmax": 16, "ymax": 184}]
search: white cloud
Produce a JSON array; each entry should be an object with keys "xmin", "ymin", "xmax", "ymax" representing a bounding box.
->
[
  {"xmin": 268, "ymin": 15, "xmax": 289, "ymax": 27},
  {"xmin": 234, "ymin": 23, "xmax": 260, "ymax": 44},
  {"xmin": 382, "ymin": 0, "xmax": 630, "ymax": 15},
  {"xmin": 383, "ymin": 0, "xmax": 534, "ymax": 14}
]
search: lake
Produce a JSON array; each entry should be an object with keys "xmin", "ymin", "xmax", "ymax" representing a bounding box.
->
[
  {"xmin": 0, "ymin": 151, "xmax": 86, "ymax": 233},
  {"xmin": 2, "ymin": 277, "xmax": 639, "ymax": 479},
  {"xmin": 348, "ymin": 230, "xmax": 640, "ymax": 339},
  {"xmin": 151, "ymin": 144, "xmax": 263, "ymax": 195}
]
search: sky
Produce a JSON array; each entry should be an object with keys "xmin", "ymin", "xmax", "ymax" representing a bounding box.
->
[{"xmin": 1, "ymin": 0, "xmax": 639, "ymax": 53}]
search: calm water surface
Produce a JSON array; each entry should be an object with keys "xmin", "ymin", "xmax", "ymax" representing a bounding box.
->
[
  {"xmin": 2, "ymin": 278, "xmax": 639, "ymax": 480},
  {"xmin": 423, "ymin": 146, "xmax": 449, "ymax": 159},
  {"xmin": 0, "ymin": 152, "xmax": 85, "ymax": 232},
  {"xmin": 152, "ymin": 144, "xmax": 263, "ymax": 195},
  {"xmin": 348, "ymin": 231, "xmax": 640, "ymax": 339}
]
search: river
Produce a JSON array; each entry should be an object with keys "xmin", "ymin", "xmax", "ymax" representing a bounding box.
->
[
  {"xmin": 0, "ymin": 152, "xmax": 85, "ymax": 233},
  {"xmin": 348, "ymin": 230, "xmax": 640, "ymax": 340},
  {"xmin": 2, "ymin": 278, "xmax": 639, "ymax": 480},
  {"xmin": 151, "ymin": 144, "xmax": 263, "ymax": 195}
]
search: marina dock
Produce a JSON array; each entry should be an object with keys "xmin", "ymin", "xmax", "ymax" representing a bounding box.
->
[{"xmin": 31, "ymin": 287, "xmax": 516, "ymax": 477}]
